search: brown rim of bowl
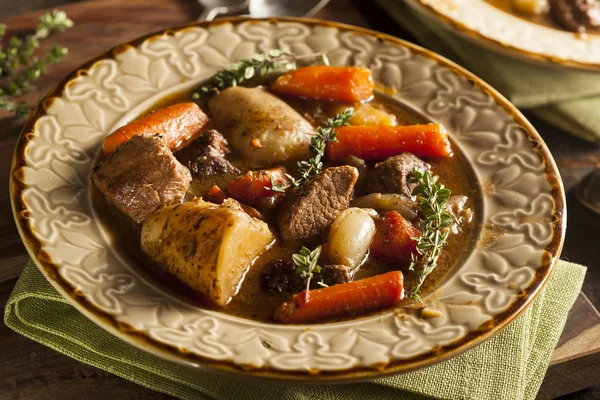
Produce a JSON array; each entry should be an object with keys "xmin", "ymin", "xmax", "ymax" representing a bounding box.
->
[
  {"xmin": 408, "ymin": 0, "xmax": 600, "ymax": 72},
  {"xmin": 10, "ymin": 16, "xmax": 566, "ymax": 382}
]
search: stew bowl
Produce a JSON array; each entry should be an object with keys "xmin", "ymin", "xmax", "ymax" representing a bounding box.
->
[{"xmin": 10, "ymin": 17, "xmax": 565, "ymax": 381}]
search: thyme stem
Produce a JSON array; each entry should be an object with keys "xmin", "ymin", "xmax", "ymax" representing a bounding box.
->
[
  {"xmin": 407, "ymin": 168, "xmax": 453, "ymax": 302},
  {"xmin": 292, "ymin": 246, "xmax": 323, "ymax": 302},
  {"xmin": 268, "ymin": 108, "xmax": 354, "ymax": 192},
  {"xmin": 192, "ymin": 49, "xmax": 328, "ymax": 98},
  {"xmin": 0, "ymin": 9, "xmax": 72, "ymax": 117}
]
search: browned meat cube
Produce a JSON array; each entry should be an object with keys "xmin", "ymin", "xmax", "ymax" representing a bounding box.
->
[
  {"xmin": 319, "ymin": 265, "xmax": 353, "ymax": 286},
  {"xmin": 367, "ymin": 153, "xmax": 430, "ymax": 198},
  {"xmin": 550, "ymin": 0, "xmax": 600, "ymax": 32},
  {"xmin": 277, "ymin": 166, "xmax": 358, "ymax": 241},
  {"xmin": 90, "ymin": 134, "xmax": 191, "ymax": 224},
  {"xmin": 186, "ymin": 129, "xmax": 239, "ymax": 177}
]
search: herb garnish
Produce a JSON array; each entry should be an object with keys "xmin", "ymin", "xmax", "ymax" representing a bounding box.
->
[
  {"xmin": 0, "ymin": 10, "xmax": 73, "ymax": 117},
  {"xmin": 407, "ymin": 168, "xmax": 453, "ymax": 302},
  {"xmin": 268, "ymin": 108, "xmax": 354, "ymax": 193},
  {"xmin": 193, "ymin": 49, "xmax": 329, "ymax": 98},
  {"xmin": 262, "ymin": 340, "xmax": 273, "ymax": 349},
  {"xmin": 292, "ymin": 245, "xmax": 327, "ymax": 302}
]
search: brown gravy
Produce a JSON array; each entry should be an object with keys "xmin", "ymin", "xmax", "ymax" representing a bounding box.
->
[{"xmin": 93, "ymin": 87, "xmax": 480, "ymax": 323}]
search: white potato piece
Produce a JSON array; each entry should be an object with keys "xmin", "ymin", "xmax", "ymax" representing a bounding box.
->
[
  {"xmin": 141, "ymin": 198, "xmax": 274, "ymax": 306},
  {"xmin": 208, "ymin": 86, "xmax": 316, "ymax": 168},
  {"xmin": 327, "ymin": 208, "xmax": 376, "ymax": 271}
]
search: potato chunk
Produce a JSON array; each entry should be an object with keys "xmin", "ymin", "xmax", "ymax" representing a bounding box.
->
[
  {"xmin": 334, "ymin": 103, "xmax": 396, "ymax": 126},
  {"xmin": 141, "ymin": 198, "xmax": 274, "ymax": 306},
  {"xmin": 208, "ymin": 86, "xmax": 316, "ymax": 168}
]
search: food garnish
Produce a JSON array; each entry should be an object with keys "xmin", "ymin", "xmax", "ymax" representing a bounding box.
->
[
  {"xmin": 292, "ymin": 245, "xmax": 327, "ymax": 302},
  {"xmin": 0, "ymin": 10, "xmax": 72, "ymax": 117},
  {"xmin": 193, "ymin": 49, "xmax": 329, "ymax": 98},
  {"xmin": 268, "ymin": 108, "xmax": 354, "ymax": 193},
  {"xmin": 407, "ymin": 168, "xmax": 453, "ymax": 301}
]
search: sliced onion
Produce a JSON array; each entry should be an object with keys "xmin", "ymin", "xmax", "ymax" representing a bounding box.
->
[{"xmin": 351, "ymin": 193, "xmax": 418, "ymax": 221}]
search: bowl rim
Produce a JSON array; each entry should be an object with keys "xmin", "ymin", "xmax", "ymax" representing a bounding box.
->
[{"xmin": 10, "ymin": 16, "xmax": 566, "ymax": 382}]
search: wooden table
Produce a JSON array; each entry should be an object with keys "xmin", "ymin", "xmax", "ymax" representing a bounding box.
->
[{"xmin": 0, "ymin": 1, "xmax": 598, "ymax": 399}]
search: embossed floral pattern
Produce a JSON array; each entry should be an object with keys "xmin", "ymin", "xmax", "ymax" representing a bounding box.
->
[{"xmin": 12, "ymin": 20, "xmax": 561, "ymax": 374}]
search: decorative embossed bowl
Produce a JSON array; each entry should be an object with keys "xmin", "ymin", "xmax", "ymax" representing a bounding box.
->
[
  {"xmin": 10, "ymin": 18, "xmax": 565, "ymax": 381},
  {"xmin": 406, "ymin": 0, "xmax": 600, "ymax": 71}
]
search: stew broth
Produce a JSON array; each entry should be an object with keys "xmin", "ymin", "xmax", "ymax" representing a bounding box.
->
[{"xmin": 93, "ymin": 87, "xmax": 479, "ymax": 323}]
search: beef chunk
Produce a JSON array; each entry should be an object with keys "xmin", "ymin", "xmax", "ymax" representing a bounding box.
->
[
  {"xmin": 187, "ymin": 130, "xmax": 239, "ymax": 177},
  {"xmin": 90, "ymin": 134, "xmax": 191, "ymax": 224},
  {"xmin": 277, "ymin": 166, "xmax": 359, "ymax": 241},
  {"xmin": 367, "ymin": 153, "xmax": 430, "ymax": 198},
  {"xmin": 550, "ymin": 0, "xmax": 600, "ymax": 32},
  {"xmin": 261, "ymin": 260, "xmax": 352, "ymax": 293},
  {"xmin": 319, "ymin": 265, "xmax": 353, "ymax": 286}
]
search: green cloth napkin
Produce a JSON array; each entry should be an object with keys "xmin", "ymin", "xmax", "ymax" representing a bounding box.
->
[
  {"xmin": 377, "ymin": 0, "xmax": 600, "ymax": 142},
  {"xmin": 4, "ymin": 260, "xmax": 586, "ymax": 400}
]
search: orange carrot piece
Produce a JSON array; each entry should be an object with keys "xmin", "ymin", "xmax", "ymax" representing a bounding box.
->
[
  {"xmin": 274, "ymin": 271, "xmax": 404, "ymax": 324},
  {"xmin": 250, "ymin": 137, "xmax": 263, "ymax": 148},
  {"xmin": 271, "ymin": 66, "xmax": 374, "ymax": 103},
  {"xmin": 371, "ymin": 211, "xmax": 420, "ymax": 264},
  {"xmin": 102, "ymin": 102, "xmax": 209, "ymax": 155},
  {"xmin": 327, "ymin": 124, "xmax": 452, "ymax": 161},
  {"xmin": 226, "ymin": 167, "xmax": 290, "ymax": 207},
  {"xmin": 207, "ymin": 185, "xmax": 227, "ymax": 204}
]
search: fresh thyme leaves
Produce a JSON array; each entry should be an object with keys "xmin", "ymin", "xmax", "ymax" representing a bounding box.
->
[
  {"xmin": 268, "ymin": 108, "xmax": 354, "ymax": 193},
  {"xmin": 0, "ymin": 10, "xmax": 72, "ymax": 117},
  {"xmin": 262, "ymin": 340, "xmax": 273, "ymax": 349},
  {"xmin": 292, "ymin": 245, "xmax": 324, "ymax": 302},
  {"xmin": 193, "ymin": 49, "xmax": 330, "ymax": 98},
  {"xmin": 407, "ymin": 168, "xmax": 453, "ymax": 302},
  {"xmin": 35, "ymin": 9, "xmax": 72, "ymax": 39}
]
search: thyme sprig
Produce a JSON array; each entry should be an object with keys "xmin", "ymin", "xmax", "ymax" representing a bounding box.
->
[
  {"xmin": 269, "ymin": 108, "xmax": 354, "ymax": 193},
  {"xmin": 407, "ymin": 168, "xmax": 453, "ymax": 302},
  {"xmin": 193, "ymin": 49, "xmax": 329, "ymax": 98},
  {"xmin": 292, "ymin": 245, "xmax": 327, "ymax": 302},
  {"xmin": 0, "ymin": 10, "xmax": 72, "ymax": 117}
]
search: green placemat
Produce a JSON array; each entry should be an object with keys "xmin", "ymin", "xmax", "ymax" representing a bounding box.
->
[
  {"xmin": 377, "ymin": 0, "xmax": 600, "ymax": 143},
  {"xmin": 4, "ymin": 260, "xmax": 586, "ymax": 400}
]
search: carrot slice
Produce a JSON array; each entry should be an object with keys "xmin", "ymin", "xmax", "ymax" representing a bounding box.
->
[
  {"xmin": 102, "ymin": 102, "xmax": 209, "ymax": 155},
  {"xmin": 207, "ymin": 185, "xmax": 227, "ymax": 204},
  {"xmin": 226, "ymin": 167, "xmax": 290, "ymax": 208},
  {"xmin": 274, "ymin": 271, "xmax": 404, "ymax": 324},
  {"xmin": 371, "ymin": 211, "xmax": 420, "ymax": 264},
  {"xmin": 271, "ymin": 66, "xmax": 374, "ymax": 102},
  {"xmin": 327, "ymin": 124, "xmax": 452, "ymax": 161}
]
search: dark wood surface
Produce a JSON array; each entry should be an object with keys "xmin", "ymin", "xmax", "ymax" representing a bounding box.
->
[{"xmin": 0, "ymin": 1, "xmax": 598, "ymax": 399}]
